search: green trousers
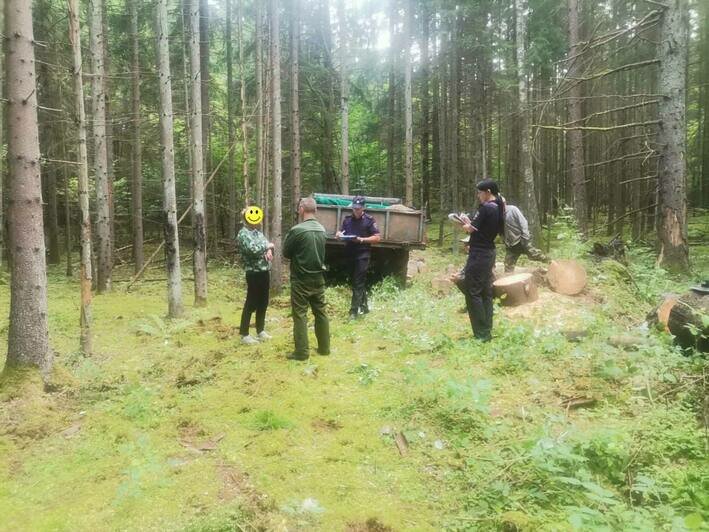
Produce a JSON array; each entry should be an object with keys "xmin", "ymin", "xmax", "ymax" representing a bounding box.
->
[{"xmin": 290, "ymin": 274, "xmax": 330, "ymax": 357}]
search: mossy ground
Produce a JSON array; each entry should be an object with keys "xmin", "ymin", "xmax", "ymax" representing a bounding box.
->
[{"xmin": 0, "ymin": 216, "xmax": 707, "ymax": 531}]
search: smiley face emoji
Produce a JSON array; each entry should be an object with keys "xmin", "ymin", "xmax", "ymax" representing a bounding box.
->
[{"xmin": 244, "ymin": 205, "xmax": 264, "ymax": 225}]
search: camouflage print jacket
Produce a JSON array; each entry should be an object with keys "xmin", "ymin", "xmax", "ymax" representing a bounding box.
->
[{"xmin": 237, "ymin": 227, "xmax": 271, "ymax": 272}]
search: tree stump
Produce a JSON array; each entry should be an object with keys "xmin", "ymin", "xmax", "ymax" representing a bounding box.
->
[
  {"xmin": 493, "ymin": 273, "xmax": 538, "ymax": 306},
  {"xmin": 547, "ymin": 259, "xmax": 587, "ymax": 296}
]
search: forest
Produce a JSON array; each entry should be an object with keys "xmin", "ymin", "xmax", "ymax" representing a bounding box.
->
[{"xmin": 0, "ymin": 0, "xmax": 707, "ymax": 530}]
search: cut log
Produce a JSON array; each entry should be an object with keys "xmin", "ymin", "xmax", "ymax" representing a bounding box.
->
[
  {"xmin": 654, "ymin": 294, "xmax": 680, "ymax": 332},
  {"xmin": 667, "ymin": 292, "xmax": 709, "ymax": 353},
  {"xmin": 493, "ymin": 273, "xmax": 538, "ymax": 306},
  {"xmin": 547, "ymin": 259, "xmax": 587, "ymax": 296},
  {"xmin": 431, "ymin": 276, "xmax": 454, "ymax": 294}
]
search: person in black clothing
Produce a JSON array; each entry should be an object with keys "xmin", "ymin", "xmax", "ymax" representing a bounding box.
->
[
  {"xmin": 459, "ymin": 179, "xmax": 505, "ymax": 341},
  {"xmin": 335, "ymin": 195, "xmax": 381, "ymax": 320}
]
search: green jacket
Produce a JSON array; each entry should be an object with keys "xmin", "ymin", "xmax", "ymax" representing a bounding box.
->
[
  {"xmin": 237, "ymin": 227, "xmax": 271, "ymax": 272},
  {"xmin": 283, "ymin": 218, "xmax": 327, "ymax": 277}
]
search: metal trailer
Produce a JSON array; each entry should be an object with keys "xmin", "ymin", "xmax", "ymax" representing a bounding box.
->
[{"xmin": 312, "ymin": 193, "xmax": 427, "ymax": 285}]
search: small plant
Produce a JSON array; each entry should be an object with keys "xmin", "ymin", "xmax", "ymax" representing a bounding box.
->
[
  {"xmin": 134, "ymin": 314, "xmax": 190, "ymax": 344},
  {"xmin": 348, "ymin": 363, "xmax": 380, "ymax": 385},
  {"xmin": 250, "ymin": 410, "xmax": 292, "ymax": 431}
]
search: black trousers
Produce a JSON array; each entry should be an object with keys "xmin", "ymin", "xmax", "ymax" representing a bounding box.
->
[
  {"xmin": 239, "ymin": 270, "xmax": 270, "ymax": 336},
  {"xmin": 350, "ymin": 255, "xmax": 370, "ymax": 314},
  {"xmin": 464, "ymin": 247, "xmax": 496, "ymax": 340}
]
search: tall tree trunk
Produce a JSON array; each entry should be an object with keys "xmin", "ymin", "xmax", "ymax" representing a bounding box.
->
[
  {"xmin": 420, "ymin": 3, "xmax": 431, "ymax": 218},
  {"xmin": 403, "ymin": 0, "xmax": 413, "ymax": 206},
  {"xmin": 63, "ymin": 148, "xmax": 72, "ymax": 278},
  {"xmin": 238, "ymin": 0, "xmax": 249, "ymax": 203},
  {"xmin": 130, "ymin": 0, "xmax": 144, "ymax": 272},
  {"xmin": 89, "ymin": 0, "xmax": 112, "ymax": 293},
  {"xmin": 156, "ymin": 0, "xmax": 184, "ymax": 318},
  {"xmin": 199, "ymin": 0, "xmax": 216, "ymax": 250},
  {"xmin": 5, "ymin": 0, "xmax": 51, "ymax": 370},
  {"xmin": 515, "ymin": 0, "xmax": 541, "ymax": 240},
  {"xmin": 270, "ymin": 0, "xmax": 283, "ymax": 291},
  {"xmin": 0, "ymin": 3, "xmax": 3, "ymax": 269},
  {"xmin": 101, "ymin": 2, "xmax": 115, "ymax": 267},
  {"xmin": 189, "ymin": 0, "xmax": 208, "ymax": 305},
  {"xmin": 321, "ymin": 0, "xmax": 337, "ymax": 193},
  {"xmin": 386, "ymin": 0, "xmax": 397, "ymax": 198},
  {"xmin": 337, "ymin": 0, "xmax": 349, "ymax": 194},
  {"xmin": 46, "ymin": 165, "xmax": 61, "ymax": 265},
  {"xmin": 657, "ymin": 0, "xmax": 689, "ymax": 271},
  {"xmin": 290, "ymin": 0, "xmax": 301, "ymax": 217},
  {"xmin": 449, "ymin": 16, "xmax": 459, "ymax": 211},
  {"xmin": 181, "ymin": 0, "xmax": 194, "ymax": 229},
  {"xmin": 701, "ymin": 0, "xmax": 709, "ymax": 208},
  {"xmin": 566, "ymin": 0, "xmax": 587, "ymax": 235},
  {"xmin": 69, "ymin": 0, "xmax": 93, "ymax": 354},
  {"xmin": 226, "ymin": 0, "xmax": 236, "ymax": 242},
  {"xmin": 255, "ymin": 0, "xmax": 264, "ymax": 203}
]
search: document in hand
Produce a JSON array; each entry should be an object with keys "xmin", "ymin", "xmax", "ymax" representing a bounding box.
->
[{"xmin": 448, "ymin": 212, "xmax": 465, "ymax": 225}]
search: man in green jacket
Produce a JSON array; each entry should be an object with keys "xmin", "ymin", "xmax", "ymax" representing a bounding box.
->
[{"xmin": 282, "ymin": 197, "xmax": 330, "ymax": 360}]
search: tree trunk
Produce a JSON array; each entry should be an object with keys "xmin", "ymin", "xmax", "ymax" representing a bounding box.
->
[
  {"xmin": 63, "ymin": 151, "xmax": 72, "ymax": 278},
  {"xmin": 46, "ymin": 164, "xmax": 61, "ymax": 265},
  {"xmin": 449, "ymin": 16, "xmax": 460, "ymax": 211},
  {"xmin": 566, "ymin": 0, "xmax": 587, "ymax": 235},
  {"xmin": 337, "ymin": 0, "xmax": 349, "ymax": 194},
  {"xmin": 403, "ymin": 0, "xmax": 413, "ymax": 206},
  {"xmin": 702, "ymin": 1, "xmax": 709, "ymax": 207},
  {"xmin": 156, "ymin": 0, "xmax": 184, "ymax": 318},
  {"xmin": 5, "ymin": 0, "xmax": 51, "ymax": 370},
  {"xmin": 657, "ymin": 0, "xmax": 689, "ymax": 271},
  {"xmin": 0, "ymin": 3, "xmax": 3, "ymax": 270},
  {"xmin": 89, "ymin": 0, "xmax": 112, "ymax": 293},
  {"xmin": 99, "ymin": 2, "xmax": 115, "ymax": 269},
  {"xmin": 181, "ymin": 0, "xmax": 194, "ymax": 230},
  {"xmin": 386, "ymin": 0, "xmax": 397, "ymax": 198},
  {"xmin": 130, "ymin": 0, "xmax": 144, "ymax": 272},
  {"xmin": 69, "ymin": 0, "xmax": 93, "ymax": 354},
  {"xmin": 420, "ymin": 3, "xmax": 431, "ymax": 218},
  {"xmin": 290, "ymin": 0, "xmax": 301, "ymax": 218},
  {"xmin": 189, "ymin": 0, "xmax": 208, "ymax": 305},
  {"xmin": 270, "ymin": 0, "xmax": 283, "ymax": 292},
  {"xmin": 238, "ymin": 0, "xmax": 249, "ymax": 204},
  {"xmin": 255, "ymin": 0, "xmax": 264, "ymax": 203},
  {"xmin": 199, "ymin": 0, "xmax": 212, "ymax": 243},
  {"xmin": 515, "ymin": 0, "xmax": 541, "ymax": 240},
  {"xmin": 226, "ymin": 0, "xmax": 236, "ymax": 243}
]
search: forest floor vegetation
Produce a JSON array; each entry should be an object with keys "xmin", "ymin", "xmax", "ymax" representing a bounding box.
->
[{"xmin": 0, "ymin": 214, "xmax": 707, "ymax": 531}]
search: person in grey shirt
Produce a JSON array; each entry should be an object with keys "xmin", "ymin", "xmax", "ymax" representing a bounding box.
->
[{"xmin": 502, "ymin": 198, "xmax": 548, "ymax": 272}]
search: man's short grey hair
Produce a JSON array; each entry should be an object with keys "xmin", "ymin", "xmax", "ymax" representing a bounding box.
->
[{"xmin": 299, "ymin": 197, "xmax": 317, "ymax": 213}]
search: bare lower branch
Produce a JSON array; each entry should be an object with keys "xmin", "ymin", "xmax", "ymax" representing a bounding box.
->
[
  {"xmin": 584, "ymin": 151, "xmax": 658, "ymax": 168},
  {"xmin": 533, "ymin": 120, "xmax": 661, "ymax": 132},
  {"xmin": 619, "ymin": 175, "xmax": 658, "ymax": 185},
  {"xmin": 560, "ymin": 100, "xmax": 660, "ymax": 127}
]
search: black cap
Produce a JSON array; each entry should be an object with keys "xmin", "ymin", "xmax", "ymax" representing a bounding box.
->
[{"xmin": 352, "ymin": 196, "xmax": 366, "ymax": 208}]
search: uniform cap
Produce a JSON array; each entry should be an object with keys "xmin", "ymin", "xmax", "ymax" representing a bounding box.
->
[{"xmin": 352, "ymin": 196, "xmax": 366, "ymax": 208}]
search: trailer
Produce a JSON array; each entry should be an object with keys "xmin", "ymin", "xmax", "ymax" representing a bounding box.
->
[{"xmin": 312, "ymin": 193, "xmax": 427, "ymax": 285}]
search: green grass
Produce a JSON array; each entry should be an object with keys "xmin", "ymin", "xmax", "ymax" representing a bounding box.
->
[{"xmin": 0, "ymin": 217, "xmax": 707, "ymax": 531}]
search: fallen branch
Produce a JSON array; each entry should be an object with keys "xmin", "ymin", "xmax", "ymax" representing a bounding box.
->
[
  {"xmin": 595, "ymin": 203, "xmax": 658, "ymax": 231},
  {"xmin": 618, "ymin": 174, "xmax": 658, "ymax": 185}
]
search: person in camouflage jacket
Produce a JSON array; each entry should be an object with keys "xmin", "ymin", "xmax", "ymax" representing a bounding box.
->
[{"xmin": 236, "ymin": 212, "xmax": 274, "ymax": 345}]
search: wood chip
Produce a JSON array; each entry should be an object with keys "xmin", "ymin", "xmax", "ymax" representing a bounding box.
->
[{"xmin": 394, "ymin": 431, "xmax": 409, "ymax": 455}]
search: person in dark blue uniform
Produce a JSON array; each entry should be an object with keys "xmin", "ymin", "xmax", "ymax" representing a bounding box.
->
[
  {"xmin": 336, "ymin": 196, "xmax": 381, "ymax": 320},
  {"xmin": 459, "ymin": 179, "xmax": 505, "ymax": 341}
]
